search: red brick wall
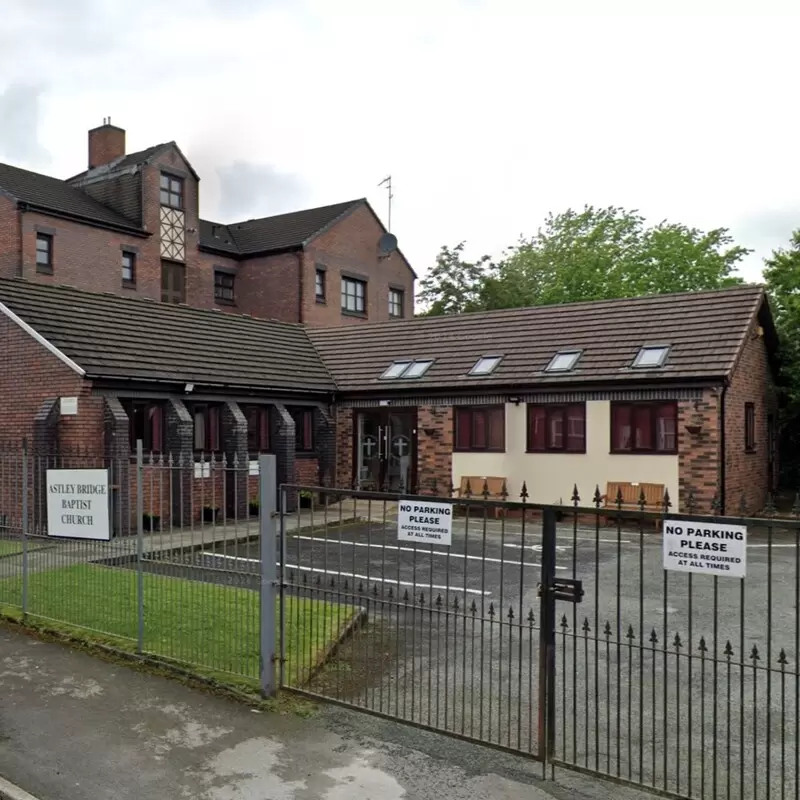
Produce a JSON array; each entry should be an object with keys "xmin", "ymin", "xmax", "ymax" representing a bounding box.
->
[
  {"xmin": 295, "ymin": 457, "xmax": 319, "ymax": 485},
  {"xmin": 677, "ymin": 391, "xmax": 721, "ymax": 513},
  {"xmin": 335, "ymin": 407, "xmax": 354, "ymax": 487},
  {"xmin": 18, "ymin": 211, "xmax": 149, "ymax": 295},
  {"xmin": 725, "ymin": 317, "xmax": 778, "ymax": 514},
  {"xmin": 233, "ymin": 252, "xmax": 301, "ymax": 321},
  {"xmin": 0, "ymin": 194, "xmax": 20, "ymax": 278},
  {"xmin": 0, "ymin": 311, "xmax": 95, "ymax": 447},
  {"xmin": 417, "ymin": 405, "xmax": 453, "ymax": 494},
  {"xmin": 302, "ymin": 204, "xmax": 415, "ymax": 327}
]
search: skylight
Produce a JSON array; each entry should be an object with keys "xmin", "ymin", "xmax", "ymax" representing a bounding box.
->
[
  {"xmin": 545, "ymin": 350, "xmax": 582, "ymax": 373},
  {"xmin": 381, "ymin": 361, "xmax": 412, "ymax": 379},
  {"xmin": 380, "ymin": 359, "xmax": 434, "ymax": 380},
  {"xmin": 403, "ymin": 359, "xmax": 434, "ymax": 378},
  {"xmin": 470, "ymin": 355, "xmax": 503, "ymax": 376},
  {"xmin": 632, "ymin": 345, "xmax": 670, "ymax": 369}
]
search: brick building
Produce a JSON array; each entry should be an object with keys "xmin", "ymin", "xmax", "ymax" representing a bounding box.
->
[
  {"xmin": 0, "ymin": 277, "xmax": 779, "ymax": 531},
  {"xmin": 0, "ymin": 123, "xmax": 415, "ymax": 326}
]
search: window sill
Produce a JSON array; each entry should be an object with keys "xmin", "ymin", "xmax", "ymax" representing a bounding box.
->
[
  {"xmin": 526, "ymin": 449, "xmax": 587, "ymax": 455},
  {"xmin": 36, "ymin": 266, "xmax": 53, "ymax": 275},
  {"xmin": 341, "ymin": 309, "xmax": 367, "ymax": 319},
  {"xmin": 745, "ymin": 447, "xmax": 757, "ymax": 454},
  {"xmin": 453, "ymin": 449, "xmax": 506, "ymax": 454},
  {"xmin": 295, "ymin": 451, "xmax": 318, "ymax": 459},
  {"xmin": 122, "ymin": 281, "xmax": 136, "ymax": 290},
  {"xmin": 609, "ymin": 450, "xmax": 678, "ymax": 456},
  {"xmin": 215, "ymin": 298, "xmax": 236, "ymax": 307},
  {"xmin": 316, "ymin": 297, "xmax": 327, "ymax": 305}
]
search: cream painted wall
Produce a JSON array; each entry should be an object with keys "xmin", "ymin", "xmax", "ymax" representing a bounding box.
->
[{"xmin": 451, "ymin": 401, "xmax": 678, "ymax": 505}]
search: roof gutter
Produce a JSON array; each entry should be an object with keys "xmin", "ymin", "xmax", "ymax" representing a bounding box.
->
[
  {"xmin": 0, "ymin": 301, "xmax": 85, "ymax": 377},
  {"xmin": 720, "ymin": 380, "xmax": 728, "ymax": 516},
  {"xmin": 17, "ymin": 201, "xmax": 148, "ymax": 238}
]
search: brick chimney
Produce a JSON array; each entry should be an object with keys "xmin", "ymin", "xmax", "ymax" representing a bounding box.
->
[{"xmin": 88, "ymin": 119, "xmax": 125, "ymax": 169}]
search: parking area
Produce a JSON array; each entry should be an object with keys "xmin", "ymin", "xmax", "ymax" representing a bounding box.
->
[{"xmin": 196, "ymin": 511, "xmax": 800, "ymax": 799}]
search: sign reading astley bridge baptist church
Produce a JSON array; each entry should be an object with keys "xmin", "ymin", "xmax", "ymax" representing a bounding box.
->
[
  {"xmin": 663, "ymin": 519, "xmax": 747, "ymax": 578},
  {"xmin": 46, "ymin": 469, "xmax": 111, "ymax": 541}
]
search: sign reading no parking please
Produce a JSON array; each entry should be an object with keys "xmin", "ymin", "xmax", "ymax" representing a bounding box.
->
[
  {"xmin": 663, "ymin": 519, "xmax": 747, "ymax": 578},
  {"xmin": 397, "ymin": 500, "xmax": 453, "ymax": 546}
]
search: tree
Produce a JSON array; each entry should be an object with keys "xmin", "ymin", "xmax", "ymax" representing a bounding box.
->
[
  {"xmin": 763, "ymin": 231, "xmax": 800, "ymax": 484},
  {"xmin": 420, "ymin": 206, "xmax": 749, "ymax": 315}
]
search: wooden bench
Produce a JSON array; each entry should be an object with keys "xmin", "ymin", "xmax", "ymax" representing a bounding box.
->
[
  {"xmin": 457, "ymin": 476, "xmax": 508, "ymax": 517},
  {"xmin": 602, "ymin": 481, "xmax": 665, "ymax": 527}
]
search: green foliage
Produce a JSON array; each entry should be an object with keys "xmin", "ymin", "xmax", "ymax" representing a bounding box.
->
[
  {"xmin": 420, "ymin": 206, "xmax": 749, "ymax": 315},
  {"xmin": 763, "ymin": 231, "xmax": 800, "ymax": 483}
]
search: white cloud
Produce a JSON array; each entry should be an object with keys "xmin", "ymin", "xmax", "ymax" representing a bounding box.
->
[{"xmin": 2, "ymin": 0, "xmax": 800, "ymax": 282}]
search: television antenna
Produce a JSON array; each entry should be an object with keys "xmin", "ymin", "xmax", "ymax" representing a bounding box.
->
[{"xmin": 378, "ymin": 175, "xmax": 393, "ymax": 232}]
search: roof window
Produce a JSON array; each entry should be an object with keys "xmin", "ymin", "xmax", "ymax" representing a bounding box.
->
[
  {"xmin": 380, "ymin": 360, "xmax": 434, "ymax": 380},
  {"xmin": 632, "ymin": 345, "xmax": 670, "ymax": 369},
  {"xmin": 469, "ymin": 355, "xmax": 503, "ymax": 376},
  {"xmin": 545, "ymin": 350, "xmax": 582, "ymax": 373}
]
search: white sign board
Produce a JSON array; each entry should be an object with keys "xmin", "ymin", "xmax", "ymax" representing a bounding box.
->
[
  {"xmin": 397, "ymin": 500, "xmax": 453, "ymax": 546},
  {"xmin": 46, "ymin": 469, "xmax": 110, "ymax": 540},
  {"xmin": 60, "ymin": 397, "xmax": 78, "ymax": 416},
  {"xmin": 663, "ymin": 518, "xmax": 746, "ymax": 578}
]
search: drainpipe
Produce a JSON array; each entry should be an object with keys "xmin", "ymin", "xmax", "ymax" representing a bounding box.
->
[
  {"xmin": 17, "ymin": 203, "xmax": 25, "ymax": 276},
  {"xmin": 719, "ymin": 382, "xmax": 727, "ymax": 515},
  {"xmin": 297, "ymin": 250, "xmax": 304, "ymax": 324}
]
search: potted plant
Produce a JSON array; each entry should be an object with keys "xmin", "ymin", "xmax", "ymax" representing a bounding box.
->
[
  {"xmin": 202, "ymin": 505, "xmax": 220, "ymax": 523},
  {"xmin": 248, "ymin": 498, "xmax": 260, "ymax": 517},
  {"xmin": 142, "ymin": 512, "xmax": 160, "ymax": 532},
  {"xmin": 299, "ymin": 489, "xmax": 314, "ymax": 509}
]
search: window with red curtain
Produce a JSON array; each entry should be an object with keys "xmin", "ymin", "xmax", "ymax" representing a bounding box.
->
[
  {"xmin": 454, "ymin": 406, "xmax": 505, "ymax": 452},
  {"xmin": 191, "ymin": 403, "xmax": 221, "ymax": 452},
  {"xmin": 611, "ymin": 402, "xmax": 677, "ymax": 454},
  {"xmin": 122, "ymin": 400, "xmax": 164, "ymax": 452},
  {"xmin": 243, "ymin": 406, "xmax": 270, "ymax": 453},
  {"xmin": 290, "ymin": 408, "xmax": 315, "ymax": 452},
  {"xmin": 527, "ymin": 404, "xmax": 586, "ymax": 452}
]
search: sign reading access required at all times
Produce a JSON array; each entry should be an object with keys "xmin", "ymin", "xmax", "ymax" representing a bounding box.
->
[
  {"xmin": 397, "ymin": 500, "xmax": 453, "ymax": 546},
  {"xmin": 46, "ymin": 469, "xmax": 110, "ymax": 541},
  {"xmin": 663, "ymin": 518, "xmax": 746, "ymax": 578}
]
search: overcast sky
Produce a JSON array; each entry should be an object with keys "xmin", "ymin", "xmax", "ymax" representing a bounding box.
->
[{"xmin": 2, "ymin": 0, "xmax": 799, "ymax": 282}]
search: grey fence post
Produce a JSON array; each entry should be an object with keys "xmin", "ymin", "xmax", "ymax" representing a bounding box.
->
[
  {"xmin": 21, "ymin": 438, "xmax": 28, "ymax": 617},
  {"xmin": 259, "ymin": 454, "xmax": 278, "ymax": 697},
  {"xmin": 136, "ymin": 439, "xmax": 144, "ymax": 654}
]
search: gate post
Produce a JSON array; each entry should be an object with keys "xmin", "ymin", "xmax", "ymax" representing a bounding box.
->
[
  {"xmin": 259, "ymin": 454, "xmax": 278, "ymax": 697},
  {"xmin": 538, "ymin": 506, "xmax": 557, "ymax": 762}
]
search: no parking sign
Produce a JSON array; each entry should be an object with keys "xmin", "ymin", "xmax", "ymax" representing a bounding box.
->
[
  {"xmin": 397, "ymin": 500, "xmax": 453, "ymax": 546},
  {"xmin": 663, "ymin": 519, "xmax": 747, "ymax": 578}
]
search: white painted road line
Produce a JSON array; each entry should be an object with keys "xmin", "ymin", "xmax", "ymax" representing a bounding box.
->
[
  {"xmin": 200, "ymin": 551, "xmax": 493, "ymax": 596},
  {"xmin": 292, "ymin": 535, "xmax": 566, "ymax": 569}
]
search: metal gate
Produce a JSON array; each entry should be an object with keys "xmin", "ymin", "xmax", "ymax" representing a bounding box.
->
[{"xmin": 278, "ymin": 483, "xmax": 800, "ymax": 799}]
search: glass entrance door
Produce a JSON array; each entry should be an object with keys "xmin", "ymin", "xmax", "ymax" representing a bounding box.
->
[{"xmin": 355, "ymin": 409, "xmax": 416, "ymax": 492}]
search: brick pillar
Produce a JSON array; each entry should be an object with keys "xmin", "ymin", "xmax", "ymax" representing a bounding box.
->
[
  {"xmin": 221, "ymin": 401, "xmax": 248, "ymax": 520},
  {"xmin": 677, "ymin": 392, "xmax": 721, "ymax": 514},
  {"xmin": 336, "ymin": 407, "xmax": 353, "ymax": 488},
  {"xmin": 104, "ymin": 396, "xmax": 131, "ymax": 537},
  {"xmin": 32, "ymin": 399, "xmax": 59, "ymax": 535},
  {"xmin": 417, "ymin": 405, "xmax": 453, "ymax": 495},
  {"xmin": 315, "ymin": 406, "xmax": 335, "ymax": 491},
  {"xmin": 273, "ymin": 403, "xmax": 296, "ymax": 511},
  {"xmin": 166, "ymin": 398, "xmax": 193, "ymax": 528}
]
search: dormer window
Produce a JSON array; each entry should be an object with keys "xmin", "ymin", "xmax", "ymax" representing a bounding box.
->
[
  {"xmin": 160, "ymin": 173, "xmax": 184, "ymax": 209},
  {"xmin": 632, "ymin": 345, "xmax": 670, "ymax": 369},
  {"xmin": 470, "ymin": 355, "xmax": 503, "ymax": 376},
  {"xmin": 545, "ymin": 350, "xmax": 582, "ymax": 373}
]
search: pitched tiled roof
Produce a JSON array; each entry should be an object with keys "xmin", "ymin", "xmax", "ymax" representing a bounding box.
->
[
  {"xmin": 0, "ymin": 162, "xmax": 143, "ymax": 231},
  {"xmin": 309, "ymin": 286, "xmax": 770, "ymax": 393},
  {"xmin": 67, "ymin": 143, "xmax": 176, "ymax": 183},
  {"xmin": 0, "ymin": 279, "xmax": 333, "ymax": 393},
  {"xmin": 199, "ymin": 199, "xmax": 363, "ymax": 256}
]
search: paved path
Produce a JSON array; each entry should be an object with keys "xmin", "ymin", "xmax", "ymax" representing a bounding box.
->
[{"xmin": 0, "ymin": 625, "xmax": 650, "ymax": 800}]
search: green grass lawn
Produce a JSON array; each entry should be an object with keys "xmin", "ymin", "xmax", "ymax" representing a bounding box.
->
[
  {"xmin": 0, "ymin": 540, "xmax": 23, "ymax": 557},
  {"xmin": 0, "ymin": 563, "xmax": 351, "ymax": 693}
]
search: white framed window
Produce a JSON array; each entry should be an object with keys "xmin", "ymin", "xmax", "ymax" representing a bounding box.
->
[
  {"xmin": 632, "ymin": 345, "xmax": 670, "ymax": 369},
  {"xmin": 470, "ymin": 355, "xmax": 503, "ymax": 375},
  {"xmin": 545, "ymin": 350, "xmax": 582, "ymax": 373}
]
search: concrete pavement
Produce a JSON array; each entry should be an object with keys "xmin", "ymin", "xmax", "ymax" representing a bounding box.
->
[{"xmin": 0, "ymin": 625, "xmax": 651, "ymax": 800}]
